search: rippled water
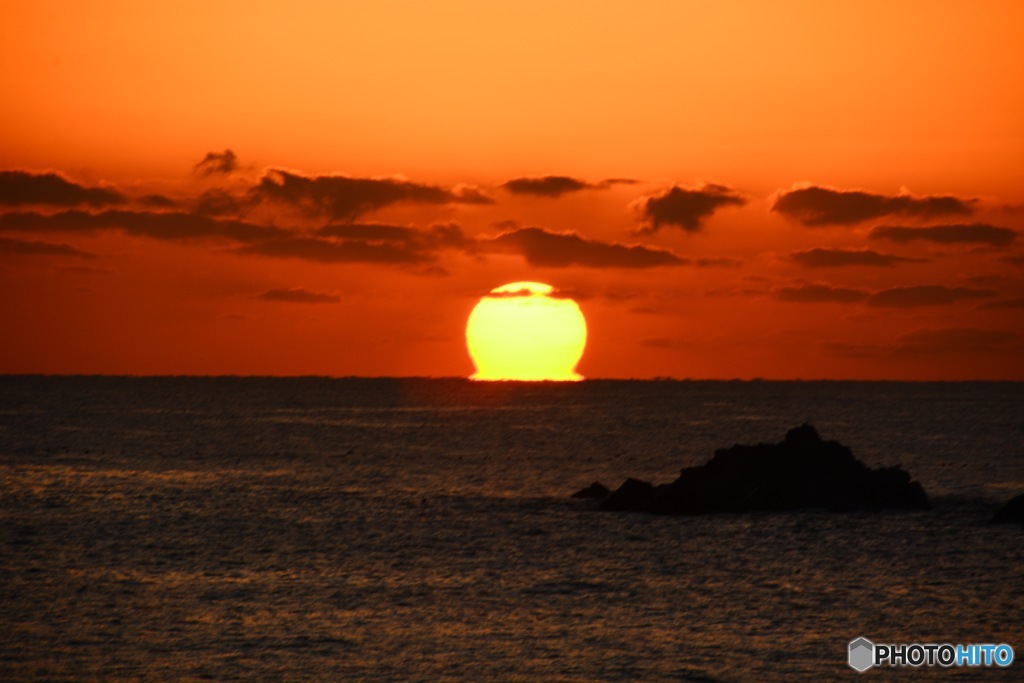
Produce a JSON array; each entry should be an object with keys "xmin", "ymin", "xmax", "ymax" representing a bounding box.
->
[{"xmin": 1, "ymin": 377, "xmax": 1022, "ymax": 680}]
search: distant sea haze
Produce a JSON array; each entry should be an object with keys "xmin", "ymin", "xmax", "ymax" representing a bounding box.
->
[{"xmin": 1, "ymin": 377, "xmax": 1022, "ymax": 680}]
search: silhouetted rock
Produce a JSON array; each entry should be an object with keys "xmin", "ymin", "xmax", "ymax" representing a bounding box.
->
[
  {"xmin": 992, "ymin": 494, "xmax": 1024, "ymax": 524},
  {"xmin": 571, "ymin": 482, "xmax": 612, "ymax": 499},
  {"xmin": 599, "ymin": 478, "xmax": 659, "ymax": 511},
  {"xmin": 599, "ymin": 424, "xmax": 930, "ymax": 515}
]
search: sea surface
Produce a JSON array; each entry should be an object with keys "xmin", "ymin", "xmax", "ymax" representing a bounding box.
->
[{"xmin": 1, "ymin": 376, "xmax": 1022, "ymax": 681}]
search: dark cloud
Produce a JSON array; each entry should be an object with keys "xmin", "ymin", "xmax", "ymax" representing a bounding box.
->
[
  {"xmin": 484, "ymin": 288, "xmax": 545, "ymax": 299},
  {"xmin": 232, "ymin": 223, "xmax": 472, "ymax": 271},
  {"xmin": 772, "ymin": 186, "xmax": 974, "ymax": 226},
  {"xmin": 490, "ymin": 219, "xmax": 521, "ymax": 231},
  {"xmin": 776, "ymin": 282, "xmax": 999, "ymax": 307},
  {"xmin": 318, "ymin": 223, "xmax": 418, "ymax": 242},
  {"xmin": 257, "ymin": 288, "xmax": 340, "ymax": 304},
  {"xmin": 0, "ymin": 170, "xmax": 125, "ymax": 207},
  {"xmin": 774, "ymin": 284, "xmax": 869, "ymax": 303},
  {"xmin": 499, "ymin": 176, "xmax": 635, "ymax": 197},
  {"xmin": 194, "ymin": 189, "xmax": 245, "ymax": 217},
  {"xmin": 894, "ymin": 327, "xmax": 1018, "ymax": 355},
  {"xmin": 979, "ymin": 297, "xmax": 1024, "ymax": 310},
  {"xmin": 480, "ymin": 285, "xmax": 588, "ymax": 300},
  {"xmin": 867, "ymin": 285, "xmax": 995, "ymax": 307},
  {"xmin": 967, "ymin": 275, "xmax": 1006, "ymax": 286},
  {"xmin": 1002, "ymin": 256, "xmax": 1024, "ymax": 265},
  {"xmin": 636, "ymin": 184, "xmax": 745, "ymax": 233},
  {"xmin": 138, "ymin": 194, "xmax": 180, "ymax": 209},
  {"xmin": 789, "ymin": 248, "xmax": 924, "ymax": 268},
  {"xmin": 547, "ymin": 287, "xmax": 594, "ymax": 301},
  {"xmin": 236, "ymin": 236, "xmax": 430, "ymax": 264},
  {"xmin": 695, "ymin": 257, "xmax": 742, "ymax": 267},
  {"xmin": 869, "ymin": 223, "xmax": 1017, "ymax": 247},
  {"xmin": 824, "ymin": 328, "xmax": 1019, "ymax": 358},
  {"xmin": 317, "ymin": 222, "xmax": 470, "ymax": 250},
  {"xmin": 194, "ymin": 149, "xmax": 238, "ymax": 176},
  {"xmin": 451, "ymin": 185, "xmax": 494, "ymax": 205},
  {"xmin": 641, "ymin": 337, "xmax": 689, "ymax": 349},
  {"xmin": 0, "ymin": 209, "xmax": 286, "ymax": 243},
  {"xmin": 404, "ymin": 222, "xmax": 471, "ymax": 250},
  {"xmin": 502, "ymin": 176, "xmax": 592, "ymax": 197},
  {"xmin": 249, "ymin": 169, "xmax": 482, "ymax": 221},
  {"xmin": 483, "ymin": 226, "xmax": 685, "ymax": 268},
  {"xmin": 0, "ymin": 236, "xmax": 95, "ymax": 258}
]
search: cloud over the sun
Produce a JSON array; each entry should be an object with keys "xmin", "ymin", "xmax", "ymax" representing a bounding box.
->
[
  {"xmin": 868, "ymin": 223, "xmax": 1017, "ymax": 247},
  {"xmin": 257, "ymin": 287, "xmax": 340, "ymax": 304},
  {"xmin": 482, "ymin": 226, "xmax": 685, "ymax": 268},
  {"xmin": 0, "ymin": 171, "xmax": 125, "ymax": 208},
  {"xmin": 249, "ymin": 169, "xmax": 492, "ymax": 221},
  {"xmin": 772, "ymin": 185, "xmax": 975, "ymax": 226},
  {"xmin": 789, "ymin": 248, "xmax": 924, "ymax": 268},
  {"xmin": 635, "ymin": 184, "xmax": 745, "ymax": 234}
]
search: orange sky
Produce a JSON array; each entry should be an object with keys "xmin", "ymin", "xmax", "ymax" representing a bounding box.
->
[{"xmin": 2, "ymin": 1, "xmax": 1023, "ymax": 380}]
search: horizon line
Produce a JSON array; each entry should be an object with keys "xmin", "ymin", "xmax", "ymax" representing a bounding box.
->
[{"xmin": 1, "ymin": 373, "xmax": 1019, "ymax": 384}]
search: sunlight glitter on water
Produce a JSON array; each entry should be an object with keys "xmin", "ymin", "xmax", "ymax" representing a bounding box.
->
[{"xmin": 1, "ymin": 377, "xmax": 1022, "ymax": 680}]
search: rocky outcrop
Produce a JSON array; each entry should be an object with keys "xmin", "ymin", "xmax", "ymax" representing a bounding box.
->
[
  {"xmin": 570, "ymin": 482, "xmax": 612, "ymax": 499},
  {"xmin": 592, "ymin": 424, "xmax": 930, "ymax": 514},
  {"xmin": 598, "ymin": 478, "xmax": 656, "ymax": 510},
  {"xmin": 992, "ymin": 493, "xmax": 1024, "ymax": 524}
]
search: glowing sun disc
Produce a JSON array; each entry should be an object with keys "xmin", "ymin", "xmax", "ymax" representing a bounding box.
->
[{"xmin": 466, "ymin": 282, "xmax": 587, "ymax": 381}]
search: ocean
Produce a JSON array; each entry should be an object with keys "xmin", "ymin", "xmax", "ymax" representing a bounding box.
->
[{"xmin": 1, "ymin": 376, "xmax": 1022, "ymax": 681}]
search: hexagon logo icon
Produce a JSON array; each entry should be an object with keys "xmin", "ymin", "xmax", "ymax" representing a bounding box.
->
[{"xmin": 849, "ymin": 637, "xmax": 875, "ymax": 672}]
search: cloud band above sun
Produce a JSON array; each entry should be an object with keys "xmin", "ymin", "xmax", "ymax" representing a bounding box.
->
[{"xmin": 0, "ymin": 149, "xmax": 1021, "ymax": 380}]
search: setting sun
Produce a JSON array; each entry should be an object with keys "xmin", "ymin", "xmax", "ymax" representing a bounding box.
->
[{"xmin": 466, "ymin": 282, "xmax": 587, "ymax": 381}]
